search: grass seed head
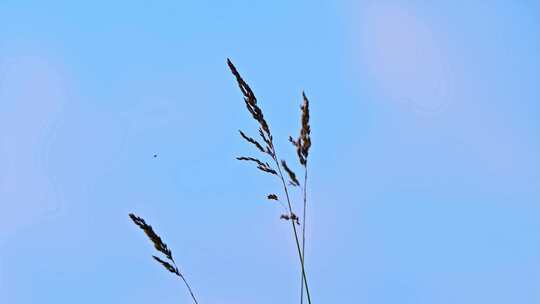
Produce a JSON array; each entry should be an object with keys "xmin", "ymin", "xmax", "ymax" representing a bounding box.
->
[
  {"xmin": 129, "ymin": 213, "xmax": 173, "ymax": 260},
  {"xmin": 281, "ymin": 160, "xmax": 300, "ymax": 187}
]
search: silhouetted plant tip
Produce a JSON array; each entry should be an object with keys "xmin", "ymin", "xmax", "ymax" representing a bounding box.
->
[
  {"xmin": 300, "ymin": 93, "xmax": 311, "ymax": 158},
  {"xmin": 290, "ymin": 92, "xmax": 311, "ymax": 167},
  {"xmin": 227, "ymin": 58, "xmax": 273, "ymax": 149},
  {"xmin": 129, "ymin": 213, "xmax": 174, "ymax": 261},
  {"xmin": 129, "ymin": 213, "xmax": 200, "ymax": 304}
]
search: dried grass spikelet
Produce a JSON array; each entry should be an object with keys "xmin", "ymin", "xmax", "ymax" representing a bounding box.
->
[
  {"xmin": 153, "ymin": 255, "xmax": 180, "ymax": 275},
  {"xmin": 236, "ymin": 156, "xmax": 277, "ymax": 175},
  {"xmin": 300, "ymin": 92, "xmax": 311, "ymax": 161},
  {"xmin": 129, "ymin": 213, "xmax": 173, "ymax": 260},
  {"xmin": 129, "ymin": 213, "xmax": 180, "ymax": 276},
  {"xmin": 227, "ymin": 59, "xmax": 273, "ymax": 150},
  {"xmin": 258, "ymin": 128, "xmax": 274, "ymax": 156},
  {"xmin": 290, "ymin": 92, "xmax": 312, "ymax": 166},
  {"xmin": 267, "ymin": 194, "xmax": 279, "ymax": 200},
  {"xmin": 239, "ymin": 130, "xmax": 265, "ymax": 153},
  {"xmin": 281, "ymin": 160, "xmax": 300, "ymax": 187},
  {"xmin": 280, "ymin": 213, "xmax": 300, "ymax": 225}
]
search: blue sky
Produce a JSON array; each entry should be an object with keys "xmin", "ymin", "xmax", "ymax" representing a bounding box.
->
[{"xmin": 1, "ymin": 1, "xmax": 539, "ymax": 303}]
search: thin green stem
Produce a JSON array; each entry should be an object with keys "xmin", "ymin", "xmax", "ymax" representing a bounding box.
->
[
  {"xmin": 300, "ymin": 165, "xmax": 308, "ymax": 304},
  {"xmin": 171, "ymin": 259, "xmax": 199, "ymax": 304},
  {"xmin": 179, "ymin": 274, "xmax": 199, "ymax": 304},
  {"xmin": 271, "ymin": 151, "xmax": 312, "ymax": 304}
]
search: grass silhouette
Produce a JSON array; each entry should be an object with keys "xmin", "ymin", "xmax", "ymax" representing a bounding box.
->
[{"xmin": 129, "ymin": 59, "xmax": 313, "ymax": 304}]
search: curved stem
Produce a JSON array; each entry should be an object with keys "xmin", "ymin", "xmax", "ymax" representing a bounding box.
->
[
  {"xmin": 180, "ymin": 274, "xmax": 199, "ymax": 304},
  {"xmin": 171, "ymin": 259, "xmax": 199, "ymax": 304}
]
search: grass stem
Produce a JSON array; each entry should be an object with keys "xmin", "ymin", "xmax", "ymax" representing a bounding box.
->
[
  {"xmin": 180, "ymin": 273, "xmax": 199, "ymax": 304},
  {"xmin": 272, "ymin": 151, "xmax": 312, "ymax": 304},
  {"xmin": 300, "ymin": 165, "xmax": 308, "ymax": 304}
]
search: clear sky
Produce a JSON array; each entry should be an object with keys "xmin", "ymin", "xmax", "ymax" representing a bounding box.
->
[{"xmin": 1, "ymin": 1, "xmax": 539, "ymax": 303}]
